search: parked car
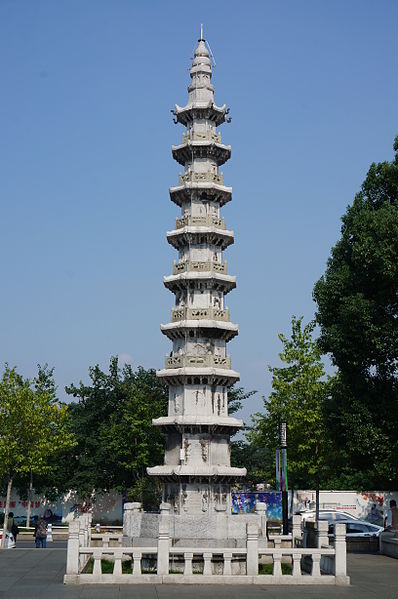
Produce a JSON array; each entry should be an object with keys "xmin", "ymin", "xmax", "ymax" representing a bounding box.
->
[
  {"xmin": 329, "ymin": 520, "xmax": 384, "ymax": 538},
  {"xmin": 0, "ymin": 531, "xmax": 16, "ymax": 549},
  {"xmin": 300, "ymin": 509, "xmax": 359, "ymax": 525}
]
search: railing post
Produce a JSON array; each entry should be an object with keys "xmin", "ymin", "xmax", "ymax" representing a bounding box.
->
[
  {"xmin": 113, "ymin": 549, "xmax": 122, "ymax": 576},
  {"xmin": 93, "ymin": 548, "xmax": 102, "ymax": 578},
  {"xmin": 66, "ymin": 520, "xmax": 80, "ymax": 575},
  {"xmin": 255, "ymin": 502, "xmax": 267, "ymax": 539},
  {"xmin": 78, "ymin": 517, "xmax": 86, "ymax": 570},
  {"xmin": 312, "ymin": 552, "xmax": 321, "ymax": 577},
  {"xmin": 292, "ymin": 515, "xmax": 302, "ymax": 547},
  {"xmin": 203, "ymin": 552, "xmax": 212, "ymax": 576},
  {"xmin": 87, "ymin": 513, "xmax": 93, "ymax": 544},
  {"xmin": 317, "ymin": 520, "xmax": 329, "ymax": 548},
  {"xmin": 246, "ymin": 522, "xmax": 259, "ymax": 576},
  {"xmin": 83, "ymin": 514, "xmax": 90, "ymax": 547},
  {"xmin": 292, "ymin": 552, "xmax": 302, "ymax": 577},
  {"xmin": 133, "ymin": 551, "xmax": 142, "ymax": 575},
  {"xmin": 273, "ymin": 551, "xmax": 282, "ymax": 577},
  {"xmin": 334, "ymin": 523, "xmax": 348, "ymax": 583},
  {"xmin": 157, "ymin": 502, "xmax": 170, "ymax": 576},
  {"xmin": 184, "ymin": 552, "xmax": 193, "ymax": 576},
  {"xmin": 223, "ymin": 551, "xmax": 232, "ymax": 576}
]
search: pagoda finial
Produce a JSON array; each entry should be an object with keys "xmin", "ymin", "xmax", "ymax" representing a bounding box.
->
[{"xmin": 200, "ymin": 23, "xmax": 204, "ymax": 41}]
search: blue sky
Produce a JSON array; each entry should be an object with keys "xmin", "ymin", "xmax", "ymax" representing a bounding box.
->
[{"xmin": 1, "ymin": 0, "xmax": 397, "ymax": 424}]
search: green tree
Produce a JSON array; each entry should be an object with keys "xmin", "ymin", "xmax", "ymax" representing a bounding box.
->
[
  {"xmin": 0, "ymin": 364, "xmax": 75, "ymax": 548},
  {"xmin": 64, "ymin": 357, "xmax": 168, "ymax": 509},
  {"xmin": 251, "ymin": 317, "xmax": 329, "ymax": 515},
  {"xmin": 313, "ymin": 137, "xmax": 398, "ymax": 488}
]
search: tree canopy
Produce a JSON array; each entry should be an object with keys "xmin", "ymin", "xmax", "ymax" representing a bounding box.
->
[
  {"xmin": 63, "ymin": 357, "xmax": 168, "ymax": 508},
  {"xmin": 313, "ymin": 136, "xmax": 398, "ymax": 488},
  {"xmin": 0, "ymin": 363, "xmax": 75, "ymax": 547},
  {"xmin": 250, "ymin": 317, "xmax": 329, "ymax": 493}
]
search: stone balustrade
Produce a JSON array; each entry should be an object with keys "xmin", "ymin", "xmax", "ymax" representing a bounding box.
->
[
  {"xmin": 171, "ymin": 307, "xmax": 230, "ymax": 322},
  {"xmin": 64, "ymin": 512, "xmax": 350, "ymax": 585},
  {"xmin": 182, "ymin": 131, "xmax": 221, "ymax": 144},
  {"xmin": 178, "ymin": 171, "xmax": 224, "ymax": 186},
  {"xmin": 165, "ymin": 354, "xmax": 231, "ymax": 370},
  {"xmin": 172, "ymin": 260, "xmax": 227, "ymax": 275},
  {"xmin": 175, "ymin": 214, "xmax": 226, "ymax": 230}
]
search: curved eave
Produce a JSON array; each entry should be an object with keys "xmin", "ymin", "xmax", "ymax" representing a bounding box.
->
[
  {"xmin": 157, "ymin": 366, "xmax": 240, "ymax": 382},
  {"xmin": 172, "ymin": 141, "xmax": 231, "ymax": 167},
  {"xmin": 164, "ymin": 272, "xmax": 236, "ymax": 293},
  {"xmin": 175, "ymin": 102, "xmax": 226, "ymax": 126},
  {"xmin": 161, "ymin": 320, "xmax": 238, "ymax": 342},
  {"xmin": 152, "ymin": 415, "xmax": 243, "ymax": 431},
  {"xmin": 147, "ymin": 465, "xmax": 246, "ymax": 480},
  {"xmin": 166, "ymin": 227, "xmax": 234, "ymax": 251},
  {"xmin": 169, "ymin": 182, "xmax": 232, "ymax": 207}
]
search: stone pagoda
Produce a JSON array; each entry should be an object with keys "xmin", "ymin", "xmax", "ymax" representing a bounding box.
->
[{"xmin": 147, "ymin": 32, "xmax": 246, "ymax": 516}]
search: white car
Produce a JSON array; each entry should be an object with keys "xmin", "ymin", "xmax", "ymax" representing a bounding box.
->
[
  {"xmin": 300, "ymin": 509, "xmax": 359, "ymax": 525},
  {"xmin": 0, "ymin": 531, "xmax": 16, "ymax": 548},
  {"xmin": 329, "ymin": 520, "xmax": 384, "ymax": 538}
]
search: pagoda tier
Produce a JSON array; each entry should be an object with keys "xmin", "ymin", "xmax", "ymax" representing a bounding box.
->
[
  {"xmin": 167, "ymin": 226, "xmax": 234, "ymax": 252},
  {"xmin": 169, "ymin": 175, "xmax": 232, "ymax": 207},
  {"xmin": 173, "ymin": 102, "xmax": 227, "ymax": 127},
  {"xmin": 149, "ymin": 35, "xmax": 245, "ymax": 516},
  {"xmin": 151, "ymin": 415, "xmax": 243, "ymax": 434},
  {"xmin": 161, "ymin": 320, "xmax": 238, "ymax": 343},
  {"xmin": 172, "ymin": 139, "xmax": 231, "ymax": 166}
]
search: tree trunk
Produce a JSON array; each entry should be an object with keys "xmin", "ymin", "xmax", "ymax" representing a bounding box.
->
[
  {"xmin": 1, "ymin": 478, "xmax": 13, "ymax": 549},
  {"xmin": 26, "ymin": 471, "xmax": 33, "ymax": 528},
  {"xmin": 315, "ymin": 473, "xmax": 320, "ymax": 523}
]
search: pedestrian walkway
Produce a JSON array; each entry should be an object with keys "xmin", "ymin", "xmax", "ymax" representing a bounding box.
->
[{"xmin": 0, "ymin": 549, "xmax": 397, "ymax": 598}]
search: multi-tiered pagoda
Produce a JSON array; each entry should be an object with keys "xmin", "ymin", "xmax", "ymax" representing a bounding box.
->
[{"xmin": 148, "ymin": 33, "xmax": 246, "ymax": 515}]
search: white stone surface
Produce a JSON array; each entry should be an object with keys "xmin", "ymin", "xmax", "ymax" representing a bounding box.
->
[{"xmin": 149, "ymin": 35, "xmax": 246, "ymax": 515}]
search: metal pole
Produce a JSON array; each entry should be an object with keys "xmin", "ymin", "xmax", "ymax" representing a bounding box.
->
[{"xmin": 280, "ymin": 421, "xmax": 288, "ymax": 535}]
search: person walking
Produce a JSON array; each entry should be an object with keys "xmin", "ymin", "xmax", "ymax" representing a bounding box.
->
[
  {"xmin": 34, "ymin": 517, "xmax": 48, "ymax": 548},
  {"xmin": 7, "ymin": 512, "xmax": 19, "ymax": 544}
]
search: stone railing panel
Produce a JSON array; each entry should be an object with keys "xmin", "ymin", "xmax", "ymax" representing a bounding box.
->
[
  {"xmin": 182, "ymin": 131, "xmax": 221, "ymax": 144},
  {"xmin": 165, "ymin": 354, "xmax": 231, "ymax": 370},
  {"xmin": 171, "ymin": 307, "xmax": 230, "ymax": 322},
  {"xmin": 178, "ymin": 172, "xmax": 224, "ymax": 186},
  {"xmin": 172, "ymin": 260, "xmax": 227, "ymax": 275},
  {"xmin": 175, "ymin": 215, "xmax": 226, "ymax": 230}
]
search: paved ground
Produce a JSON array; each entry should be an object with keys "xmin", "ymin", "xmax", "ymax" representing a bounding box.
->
[{"xmin": 0, "ymin": 547, "xmax": 397, "ymax": 598}]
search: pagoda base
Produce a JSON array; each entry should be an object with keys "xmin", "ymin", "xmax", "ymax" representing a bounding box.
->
[{"xmin": 123, "ymin": 502, "xmax": 267, "ymax": 548}]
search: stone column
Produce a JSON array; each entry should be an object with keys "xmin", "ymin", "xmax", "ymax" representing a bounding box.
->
[
  {"xmin": 317, "ymin": 520, "xmax": 329, "ymax": 547},
  {"xmin": 292, "ymin": 514, "xmax": 302, "ymax": 547},
  {"xmin": 255, "ymin": 502, "xmax": 267, "ymax": 538},
  {"xmin": 123, "ymin": 502, "xmax": 142, "ymax": 538},
  {"xmin": 157, "ymin": 502, "xmax": 170, "ymax": 576},
  {"xmin": 66, "ymin": 520, "xmax": 80, "ymax": 576},
  {"xmin": 334, "ymin": 522, "xmax": 349, "ymax": 584},
  {"xmin": 246, "ymin": 522, "xmax": 259, "ymax": 576}
]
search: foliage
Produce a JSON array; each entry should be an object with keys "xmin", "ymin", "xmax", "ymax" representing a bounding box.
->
[
  {"xmin": 313, "ymin": 137, "xmax": 398, "ymax": 488},
  {"xmin": 230, "ymin": 439, "xmax": 272, "ymax": 487},
  {"xmin": 0, "ymin": 363, "xmax": 75, "ymax": 546},
  {"xmin": 227, "ymin": 385, "xmax": 257, "ymax": 417},
  {"xmin": 250, "ymin": 317, "xmax": 330, "ymax": 489},
  {"xmin": 64, "ymin": 357, "xmax": 168, "ymax": 508},
  {"xmin": 0, "ymin": 364, "xmax": 75, "ymax": 480}
]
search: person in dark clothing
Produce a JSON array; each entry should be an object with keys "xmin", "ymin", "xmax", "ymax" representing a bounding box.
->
[
  {"xmin": 34, "ymin": 517, "xmax": 48, "ymax": 548},
  {"xmin": 7, "ymin": 512, "xmax": 19, "ymax": 544}
]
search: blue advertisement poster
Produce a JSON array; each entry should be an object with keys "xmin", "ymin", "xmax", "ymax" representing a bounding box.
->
[{"xmin": 232, "ymin": 491, "xmax": 282, "ymax": 523}]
